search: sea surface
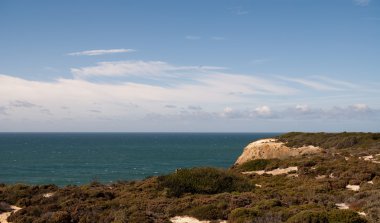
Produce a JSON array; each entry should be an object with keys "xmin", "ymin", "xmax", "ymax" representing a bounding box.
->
[{"xmin": 0, "ymin": 133, "xmax": 280, "ymax": 186}]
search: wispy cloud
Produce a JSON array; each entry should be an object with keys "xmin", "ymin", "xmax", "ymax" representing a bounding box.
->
[
  {"xmin": 250, "ymin": 59, "xmax": 270, "ymax": 65},
  {"xmin": 165, "ymin": 104, "xmax": 177, "ymax": 109},
  {"xmin": 71, "ymin": 60, "xmax": 226, "ymax": 78},
  {"xmin": 72, "ymin": 61, "xmax": 171, "ymax": 77},
  {"xmin": 201, "ymin": 73, "xmax": 297, "ymax": 95},
  {"xmin": 10, "ymin": 100, "xmax": 39, "ymax": 108},
  {"xmin": 188, "ymin": 105, "xmax": 202, "ymax": 110},
  {"xmin": 89, "ymin": 109, "xmax": 102, "ymax": 113},
  {"xmin": 354, "ymin": 0, "xmax": 371, "ymax": 6},
  {"xmin": 230, "ymin": 6, "xmax": 248, "ymax": 15},
  {"xmin": 279, "ymin": 76, "xmax": 343, "ymax": 91},
  {"xmin": 211, "ymin": 36, "xmax": 226, "ymax": 41},
  {"xmin": 185, "ymin": 35, "xmax": 201, "ymax": 40},
  {"xmin": 68, "ymin": 48, "xmax": 135, "ymax": 56},
  {"xmin": 7, "ymin": 100, "xmax": 52, "ymax": 115},
  {"xmin": 311, "ymin": 76, "xmax": 358, "ymax": 89}
]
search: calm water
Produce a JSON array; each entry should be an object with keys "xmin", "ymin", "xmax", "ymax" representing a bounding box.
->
[{"xmin": 0, "ymin": 133, "xmax": 280, "ymax": 186}]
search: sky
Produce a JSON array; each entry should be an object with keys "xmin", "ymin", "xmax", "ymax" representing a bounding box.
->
[{"xmin": 0, "ymin": 0, "xmax": 379, "ymax": 132}]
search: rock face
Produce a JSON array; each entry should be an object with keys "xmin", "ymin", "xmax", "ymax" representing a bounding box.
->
[{"xmin": 235, "ymin": 138, "xmax": 322, "ymax": 165}]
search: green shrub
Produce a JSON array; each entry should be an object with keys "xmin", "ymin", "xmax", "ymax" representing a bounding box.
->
[
  {"xmin": 286, "ymin": 209, "xmax": 367, "ymax": 223},
  {"xmin": 286, "ymin": 210, "xmax": 329, "ymax": 223},
  {"xmin": 50, "ymin": 211, "xmax": 72, "ymax": 223},
  {"xmin": 158, "ymin": 167, "xmax": 253, "ymax": 197},
  {"xmin": 112, "ymin": 209, "xmax": 129, "ymax": 223},
  {"xmin": 237, "ymin": 159, "xmax": 280, "ymax": 171},
  {"xmin": 255, "ymin": 199, "xmax": 282, "ymax": 210},
  {"xmin": 371, "ymin": 133, "xmax": 380, "ymax": 140},
  {"xmin": 278, "ymin": 132, "xmax": 380, "ymax": 151},
  {"xmin": 228, "ymin": 207, "xmax": 260, "ymax": 223},
  {"xmin": 327, "ymin": 209, "xmax": 367, "ymax": 223},
  {"xmin": 187, "ymin": 204, "xmax": 225, "ymax": 220}
]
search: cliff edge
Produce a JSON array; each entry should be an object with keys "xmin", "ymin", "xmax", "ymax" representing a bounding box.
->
[{"xmin": 235, "ymin": 138, "xmax": 323, "ymax": 165}]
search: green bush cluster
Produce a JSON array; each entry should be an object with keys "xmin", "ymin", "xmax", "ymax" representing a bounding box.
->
[
  {"xmin": 228, "ymin": 207, "xmax": 260, "ymax": 223},
  {"xmin": 278, "ymin": 132, "xmax": 380, "ymax": 151},
  {"xmin": 236, "ymin": 159, "xmax": 281, "ymax": 172},
  {"xmin": 158, "ymin": 167, "xmax": 253, "ymax": 197},
  {"xmin": 287, "ymin": 209, "xmax": 367, "ymax": 223},
  {"xmin": 186, "ymin": 204, "xmax": 225, "ymax": 220}
]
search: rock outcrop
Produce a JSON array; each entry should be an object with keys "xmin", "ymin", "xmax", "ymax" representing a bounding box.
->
[{"xmin": 235, "ymin": 138, "xmax": 322, "ymax": 165}]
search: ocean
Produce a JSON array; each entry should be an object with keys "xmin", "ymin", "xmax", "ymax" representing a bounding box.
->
[{"xmin": 0, "ymin": 133, "xmax": 280, "ymax": 186}]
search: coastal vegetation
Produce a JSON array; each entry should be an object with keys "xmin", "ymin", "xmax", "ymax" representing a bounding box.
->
[
  {"xmin": 278, "ymin": 132, "xmax": 380, "ymax": 153},
  {"xmin": 157, "ymin": 167, "xmax": 252, "ymax": 197},
  {"xmin": 1, "ymin": 132, "xmax": 380, "ymax": 222}
]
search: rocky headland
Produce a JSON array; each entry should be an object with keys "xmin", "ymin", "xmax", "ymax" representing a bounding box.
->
[{"xmin": 235, "ymin": 138, "xmax": 322, "ymax": 165}]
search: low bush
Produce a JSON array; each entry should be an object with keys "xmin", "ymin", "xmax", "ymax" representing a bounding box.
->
[
  {"xmin": 228, "ymin": 207, "xmax": 260, "ymax": 223},
  {"xmin": 286, "ymin": 209, "xmax": 367, "ymax": 223},
  {"xmin": 278, "ymin": 132, "xmax": 380, "ymax": 151},
  {"xmin": 286, "ymin": 210, "xmax": 328, "ymax": 223},
  {"xmin": 50, "ymin": 211, "xmax": 72, "ymax": 223},
  {"xmin": 186, "ymin": 204, "xmax": 225, "ymax": 220},
  {"xmin": 327, "ymin": 209, "xmax": 367, "ymax": 223},
  {"xmin": 237, "ymin": 159, "xmax": 280, "ymax": 172},
  {"xmin": 158, "ymin": 167, "xmax": 253, "ymax": 197}
]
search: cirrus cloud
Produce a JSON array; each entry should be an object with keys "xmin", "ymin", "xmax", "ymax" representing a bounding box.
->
[
  {"xmin": 71, "ymin": 60, "xmax": 226, "ymax": 78},
  {"xmin": 354, "ymin": 0, "xmax": 371, "ymax": 6},
  {"xmin": 68, "ymin": 48, "xmax": 135, "ymax": 56}
]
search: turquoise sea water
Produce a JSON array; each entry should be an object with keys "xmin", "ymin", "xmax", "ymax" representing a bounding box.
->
[{"xmin": 0, "ymin": 133, "xmax": 280, "ymax": 186}]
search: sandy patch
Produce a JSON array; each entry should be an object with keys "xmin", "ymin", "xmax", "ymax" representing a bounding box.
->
[
  {"xmin": 362, "ymin": 155, "xmax": 374, "ymax": 161},
  {"xmin": 359, "ymin": 154, "xmax": 380, "ymax": 164},
  {"xmin": 346, "ymin": 184, "xmax": 360, "ymax": 191},
  {"xmin": 0, "ymin": 205, "xmax": 21, "ymax": 223},
  {"xmin": 315, "ymin": 175, "xmax": 326, "ymax": 180},
  {"xmin": 170, "ymin": 216, "xmax": 226, "ymax": 223},
  {"xmin": 287, "ymin": 173, "xmax": 299, "ymax": 178},
  {"xmin": 336, "ymin": 203, "xmax": 349, "ymax": 210},
  {"xmin": 242, "ymin": 166, "xmax": 298, "ymax": 176},
  {"xmin": 43, "ymin": 192, "xmax": 54, "ymax": 198}
]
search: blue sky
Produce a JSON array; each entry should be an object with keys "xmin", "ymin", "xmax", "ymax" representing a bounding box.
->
[{"xmin": 0, "ymin": 0, "xmax": 379, "ymax": 132}]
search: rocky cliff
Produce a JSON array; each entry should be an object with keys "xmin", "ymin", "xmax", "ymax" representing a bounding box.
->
[{"xmin": 235, "ymin": 138, "xmax": 323, "ymax": 165}]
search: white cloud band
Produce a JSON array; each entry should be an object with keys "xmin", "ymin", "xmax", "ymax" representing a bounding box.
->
[{"xmin": 68, "ymin": 48, "xmax": 135, "ymax": 56}]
